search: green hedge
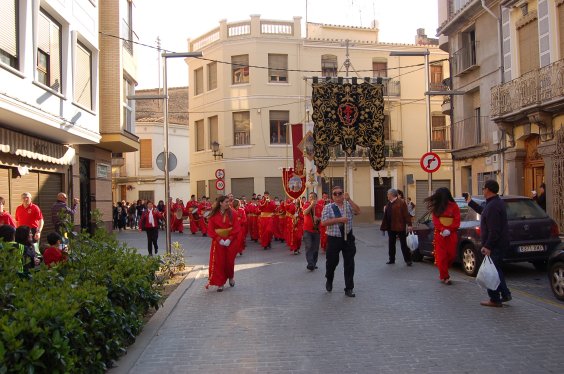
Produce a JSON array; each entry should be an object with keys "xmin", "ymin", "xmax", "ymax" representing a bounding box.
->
[{"xmin": 0, "ymin": 227, "xmax": 161, "ymax": 373}]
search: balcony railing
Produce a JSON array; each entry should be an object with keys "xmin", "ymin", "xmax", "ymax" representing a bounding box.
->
[
  {"xmin": 452, "ymin": 43, "xmax": 477, "ymax": 75},
  {"xmin": 383, "ymin": 79, "xmax": 400, "ymax": 96},
  {"xmin": 332, "ymin": 141, "xmax": 403, "ymax": 159},
  {"xmin": 234, "ymin": 131, "xmax": 250, "ymax": 146},
  {"xmin": 491, "ymin": 58, "xmax": 564, "ymax": 117},
  {"xmin": 451, "ymin": 116, "xmax": 493, "ymax": 150}
]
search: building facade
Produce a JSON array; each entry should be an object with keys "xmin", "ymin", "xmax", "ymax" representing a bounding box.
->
[
  {"xmin": 114, "ymin": 87, "xmax": 191, "ymax": 204},
  {"xmin": 437, "ymin": 0, "xmax": 564, "ymax": 231},
  {"xmin": 186, "ymin": 16, "xmax": 451, "ymax": 222}
]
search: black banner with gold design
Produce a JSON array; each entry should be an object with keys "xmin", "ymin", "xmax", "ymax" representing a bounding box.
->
[{"xmin": 312, "ymin": 81, "xmax": 386, "ymax": 172}]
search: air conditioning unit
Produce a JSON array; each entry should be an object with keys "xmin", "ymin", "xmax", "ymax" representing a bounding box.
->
[
  {"xmin": 492, "ymin": 154, "xmax": 500, "ymax": 170},
  {"xmin": 492, "ymin": 130, "xmax": 500, "ymax": 145}
]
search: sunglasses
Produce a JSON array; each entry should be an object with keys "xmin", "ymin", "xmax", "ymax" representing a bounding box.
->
[{"xmin": 332, "ymin": 191, "xmax": 343, "ymax": 196}]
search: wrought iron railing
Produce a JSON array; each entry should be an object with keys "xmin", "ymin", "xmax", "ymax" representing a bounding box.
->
[
  {"xmin": 332, "ymin": 140, "xmax": 403, "ymax": 158},
  {"xmin": 234, "ymin": 131, "xmax": 250, "ymax": 145},
  {"xmin": 491, "ymin": 59, "xmax": 564, "ymax": 117},
  {"xmin": 451, "ymin": 116, "xmax": 492, "ymax": 150},
  {"xmin": 383, "ymin": 79, "xmax": 400, "ymax": 96},
  {"xmin": 452, "ymin": 43, "xmax": 477, "ymax": 75}
]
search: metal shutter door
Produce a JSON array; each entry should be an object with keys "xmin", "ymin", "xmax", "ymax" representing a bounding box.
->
[
  {"xmin": 11, "ymin": 170, "xmax": 39, "ymax": 219},
  {"xmin": 208, "ymin": 179, "xmax": 219, "ymax": 202},
  {"xmin": 265, "ymin": 177, "xmax": 285, "ymax": 201},
  {"xmin": 0, "ymin": 167, "xmax": 10, "ymax": 213},
  {"xmin": 415, "ymin": 179, "xmax": 451, "ymax": 219},
  {"xmin": 37, "ymin": 172, "xmax": 62, "ymax": 235},
  {"xmin": 231, "ymin": 177, "xmax": 254, "ymax": 199},
  {"xmin": 197, "ymin": 180, "xmax": 206, "ymax": 199}
]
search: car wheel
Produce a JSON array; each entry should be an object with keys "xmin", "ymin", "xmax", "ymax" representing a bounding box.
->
[
  {"xmin": 461, "ymin": 244, "xmax": 481, "ymax": 277},
  {"xmin": 548, "ymin": 261, "xmax": 564, "ymax": 301},
  {"xmin": 411, "ymin": 249, "xmax": 423, "ymax": 262},
  {"xmin": 532, "ymin": 260, "xmax": 547, "ymax": 272}
]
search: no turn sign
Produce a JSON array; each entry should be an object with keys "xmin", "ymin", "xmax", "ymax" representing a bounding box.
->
[
  {"xmin": 420, "ymin": 152, "xmax": 441, "ymax": 173},
  {"xmin": 215, "ymin": 179, "xmax": 225, "ymax": 190},
  {"xmin": 215, "ymin": 169, "xmax": 225, "ymax": 179}
]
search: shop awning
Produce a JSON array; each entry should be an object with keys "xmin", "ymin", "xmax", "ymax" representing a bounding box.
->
[{"xmin": 0, "ymin": 127, "xmax": 76, "ymax": 165}]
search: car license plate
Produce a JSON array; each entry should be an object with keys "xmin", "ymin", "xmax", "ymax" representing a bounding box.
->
[{"xmin": 518, "ymin": 244, "xmax": 545, "ymax": 253}]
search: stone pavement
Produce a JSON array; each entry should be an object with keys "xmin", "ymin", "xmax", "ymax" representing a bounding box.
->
[{"xmin": 110, "ymin": 224, "xmax": 564, "ymax": 374}]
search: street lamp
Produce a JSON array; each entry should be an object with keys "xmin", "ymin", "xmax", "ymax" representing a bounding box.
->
[{"xmin": 211, "ymin": 141, "xmax": 223, "ymax": 160}]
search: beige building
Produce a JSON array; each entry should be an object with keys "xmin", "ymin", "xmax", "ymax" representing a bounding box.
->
[
  {"xmin": 0, "ymin": 0, "xmax": 140, "ymax": 233},
  {"xmin": 114, "ymin": 87, "xmax": 191, "ymax": 204},
  {"xmin": 437, "ymin": 0, "xmax": 564, "ymax": 231},
  {"xmin": 186, "ymin": 16, "xmax": 451, "ymax": 222}
]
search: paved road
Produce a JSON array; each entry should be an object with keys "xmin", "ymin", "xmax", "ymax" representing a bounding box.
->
[{"xmin": 111, "ymin": 224, "xmax": 564, "ymax": 373}]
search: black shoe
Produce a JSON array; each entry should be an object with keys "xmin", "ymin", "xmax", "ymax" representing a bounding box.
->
[
  {"xmin": 344, "ymin": 289, "xmax": 356, "ymax": 298},
  {"xmin": 406, "ymin": 262, "xmax": 413, "ymax": 267},
  {"xmin": 501, "ymin": 294, "xmax": 512, "ymax": 303},
  {"xmin": 307, "ymin": 265, "xmax": 314, "ymax": 271},
  {"xmin": 386, "ymin": 261, "xmax": 395, "ymax": 264},
  {"xmin": 155, "ymin": 248, "xmax": 158, "ymax": 254},
  {"xmin": 203, "ymin": 233, "xmax": 207, "ymax": 237},
  {"xmin": 314, "ymin": 266, "xmax": 318, "ymax": 269},
  {"xmin": 263, "ymin": 247, "xmax": 268, "ymax": 250},
  {"xmin": 325, "ymin": 280, "xmax": 332, "ymax": 292}
]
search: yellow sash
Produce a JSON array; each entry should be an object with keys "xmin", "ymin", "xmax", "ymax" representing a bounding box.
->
[
  {"xmin": 215, "ymin": 227, "xmax": 232, "ymax": 238},
  {"xmin": 439, "ymin": 217, "xmax": 454, "ymax": 226},
  {"xmin": 260, "ymin": 212, "xmax": 273, "ymax": 217}
]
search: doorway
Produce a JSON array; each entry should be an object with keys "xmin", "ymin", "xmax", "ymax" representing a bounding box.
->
[
  {"xmin": 373, "ymin": 177, "xmax": 392, "ymax": 220},
  {"xmin": 524, "ymin": 135, "xmax": 544, "ymax": 197},
  {"xmin": 79, "ymin": 158, "xmax": 91, "ymax": 231}
]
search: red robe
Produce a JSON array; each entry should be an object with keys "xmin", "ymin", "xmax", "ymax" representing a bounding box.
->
[
  {"xmin": 432, "ymin": 201, "xmax": 461, "ymax": 281},
  {"xmin": 233, "ymin": 207, "xmax": 247, "ymax": 253},
  {"xmin": 278, "ymin": 202, "xmax": 287, "ymax": 241},
  {"xmin": 246, "ymin": 203, "xmax": 259, "ymax": 241},
  {"xmin": 317, "ymin": 200, "xmax": 328, "ymax": 251},
  {"xmin": 258, "ymin": 198, "xmax": 277, "ymax": 248},
  {"xmin": 186, "ymin": 200, "xmax": 199, "ymax": 234},
  {"xmin": 206, "ymin": 209, "xmax": 241, "ymax": 288},
  {"xmin": 285, "ymin": 202, "xmax": 304, "ymax": 252},
  {"xmin": 198, "ymin": 201, "xmax": 212, "ymax": 235},
  {"xmin": 171, "ymin": 202, "xmax": 185, "ymax": 233}
]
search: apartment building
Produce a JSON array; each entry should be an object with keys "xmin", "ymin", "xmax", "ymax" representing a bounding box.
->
[
  {"xmin": 114, "ymin": 87, "xmax": 191, "ymax": 203},
  {"xmin": 186, "ymin": 16, "xmax": 451, "ymax": 222},
  {"xmin": 0, "ymin": 0, "xmax": 140, "ymax": 233},
  {"xmin": 437, "ymin": 0, "xmax": 564, "ymax": 231}
]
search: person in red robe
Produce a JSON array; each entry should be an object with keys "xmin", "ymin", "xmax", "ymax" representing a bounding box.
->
[
  {"xmin": 318, "ymin": 192, "xmax": 330, "ymax": 252},
  {"xmin": 245, "ymin": 198, "xmax": 258, "ymax": 242},
  {"xmin": 232, "ymin": 199, "xmax": 247, "ymax": 255},
  {"xmin": 0, "ymin": 196, "xmax": 16, "ymax": 227},
  {"xmin": 206, "ymin": 195, "xmax": 241, "ymax": 292},
  {"xmin": 277, "ymin": 199, "xmax": 287, "ymax": 243},
  {"xmin": 271, "ymin": 199, "xmax": 281, "ymax": 241},
  {"xmin": 285, "ymin": 199, "xmax": 304, "ymax": 254},
  {"xmin": 170, "ymin": 198, "xmax": 185, "ymax": 233},
  {"xmin": 424, "ymin": 187, "xmax": 461, "ymax": 285},
  {"xmin": 258, "ymin": 192, "xmax": 277, "ymax": 250},
  {"xmin": 198, "ymin": 196, "xmax": 212, "ymax": 236},
  {"xmin": 186, "ymin": 195, "xmax": 199, "ymax": 235}
]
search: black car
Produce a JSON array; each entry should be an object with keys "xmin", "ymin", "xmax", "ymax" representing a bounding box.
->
[
  {"xmin": 548, "ymin": 242, "xmax": 564, "ymax": 301},
  {"xmin": 412, "ymin": 196, "xmax": 561, "ymax": 276}
]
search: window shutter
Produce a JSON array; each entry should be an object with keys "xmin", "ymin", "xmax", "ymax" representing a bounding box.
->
[
  {"xmin": 196, "ymin": 120, "xmax": 204, "ymax": 151},
  {"xmin": 139, "ymin": 139, "xmax": 153, "ymax": 168},
  {"xmin": 209, "ymin": 116, "xmax": 218, "ymax": 147},
  {"xmin": 0, "ymin": 0, "xmax": 17, "ymax": 58},
  {"xmin": 518, "ymin": 19, "xmax": 540, "ymax": 74},
  {"xmin": 208, "ymin": 62, "xmax": 217, "ymax": 90},
  {"xmin": 75, "ymin": 42, "xmax": 92, "ymax": 109},
  {"xmin": 268, "ymin": 54, "xmax": 287, "ymax": 82},
  {"xmin": 559, "ymin": 4, "xmax": 564, "ymax": 57}
]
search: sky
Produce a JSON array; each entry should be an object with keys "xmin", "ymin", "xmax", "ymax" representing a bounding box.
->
[{"xmin": 132, "ymin": 0, "xmax": 439, "ymax": 89}]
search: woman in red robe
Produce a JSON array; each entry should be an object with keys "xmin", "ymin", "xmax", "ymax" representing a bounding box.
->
[
  {"xmin": 206, "ymin": 195, "xmax": 241, "ymax": 292},
  {"xmin": 424, "ymin": 187, "xmax": 461, "ymax": 285},
  {"xmin": 285, "ymin": 199, "xmax": 304, "ymax": 254},
  {"xmin": 232, "ymin": 199, "xmax": 247, "ymax": 255}
]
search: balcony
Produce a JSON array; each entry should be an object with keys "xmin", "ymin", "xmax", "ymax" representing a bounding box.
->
[
  {"xmin": 234, "ymin": 131, "xmax": 250, "ymax": 146},
  {"xmin": 111, "ymin": 157, "xmax": 125, "ymax": 167},
  {"xmin": 451, "ymin": 116, "xmax": 489, "ymax": 150},
  {"xmin": 383, "ymin": 79, "xmax": 400, "ymax": 96},
  {"xmin": 491, "ymin": 59, "xmax": 564, "ymax": 119},
  {"xmin": 452, "ymin": 43, "xmax": 478, "ymax": 76},
  {"xmin": 332, "ymin": 141, "xmax": 403, "ymax": 159}
]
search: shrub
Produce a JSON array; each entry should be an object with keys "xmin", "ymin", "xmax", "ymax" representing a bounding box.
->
[{"xmin": 0, "ymin": 218, "xmax": 162, "ymax": 373}]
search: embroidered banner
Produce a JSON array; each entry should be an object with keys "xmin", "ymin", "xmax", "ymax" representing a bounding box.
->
[
  {"xmin": 291, "ymin": 123, "xmax": 305, "ymax": 176},
  {"xmin": 283, "ymin": 123, "xmax": 307, "ymax": 199},
  {"xmin": 312, "ymin": 81, "xmax": 386, "ymax": 172}
]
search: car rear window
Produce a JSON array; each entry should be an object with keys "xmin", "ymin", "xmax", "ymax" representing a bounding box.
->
[{"xmin": 505, "ymin": 199, "xmax": 548, "ymax": 220}]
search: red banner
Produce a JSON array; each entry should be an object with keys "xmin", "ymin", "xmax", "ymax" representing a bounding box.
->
[
  {"xmin": 282, "ymin": 168, "xmax": 306, "ymax": 200},
  {"xmin": 291, "ymin": 123, "xmax": 304, "ymax": 176},
  {"xmin": 282, "ymin": 123, "xmax": 306, "ymax": 199}
]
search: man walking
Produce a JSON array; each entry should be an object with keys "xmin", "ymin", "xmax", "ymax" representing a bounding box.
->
[
  {"xmin": 303, "ymin": 192, "xmax": 323, "ymax": 270},
  {"xmin": 321, "ymin": 186, "xmax": 361, "ymax": 297},
  {"xmin": 51, "ymin": 192, "xmax": 79, "ymax": 234},
  {"xmin": 380, "ymin": 189, "xmax": 413, "ymax": 266},
  {"xmin": 466, "ymin": 179, "xmax": 512, "ymax": 307}
]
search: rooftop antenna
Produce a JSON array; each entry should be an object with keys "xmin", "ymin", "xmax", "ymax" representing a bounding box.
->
[{"xmin": 156, "ymin": 36, "xmax": 162, "ymax": 92}]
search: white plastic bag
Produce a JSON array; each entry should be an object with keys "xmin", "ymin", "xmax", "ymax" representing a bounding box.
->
[
  {"xmin": 406, "ymin": 232, "xmax": 419, "ymax": 251},
  {"xmin": 476, "ymin": 255, "xmax": 500, "ymax": 290}
]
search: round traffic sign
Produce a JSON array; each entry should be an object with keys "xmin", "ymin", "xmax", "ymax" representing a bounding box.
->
[
  {"xmin": 420, "ymin": 152, "xmax": 441, "ymax": 173},
  {"xmin": 215, "ymin": 169, "xmax": 225, "ymax": 179},
  {"xmin": 215, "ymin": 179, "xmax": 225, "ymax": 190},
  {"xmin": 156, "ymin": 152, "xmax": 177, "ymax": 172}
]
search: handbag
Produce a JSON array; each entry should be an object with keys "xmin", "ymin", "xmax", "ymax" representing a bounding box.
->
[
  {"xmin": 406, "ymin": 232, "xmax": 419, "ymax": 251},
  {"xmin": 476, "ymin": 255, "xmax": 501, "ymax": 290}
]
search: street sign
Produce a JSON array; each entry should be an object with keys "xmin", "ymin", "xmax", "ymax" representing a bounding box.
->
[
  {"xmin": 156, "ymin": 152, "xmax": 177, "ymax": 172},
  {"xmin": 215, "ymin": 179, "xmax": 225, "ymax": 190},
  {"xmin": 215, "ymin": 168, "xmax": 225, "ymax": 179},
  {"xmin": 420, "ymin": 152, "xmax": 441, "ymax": 173}
]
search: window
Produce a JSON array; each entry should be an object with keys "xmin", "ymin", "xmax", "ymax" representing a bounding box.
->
[
  {"xmin": 37, "ymin": 10, "xmax": 62, "ymax": 92},
  {"xmin": 208, "ymin": 115, "xmax": 218, "ymax": 149},
  {"xmin": 0, "ymin": 0, "xmax": 18, "ymax": 68},
  {"xmin": 195, "ymin": 119, "xmax": 204, "ymax": 151},
  {"xmin": 372, "ymin": 60, "xmax": 387, "ymax": 78},
  {"xmin": 321, "ymin": 54, "xmax": 337, "ymax": 77},
  {"xmin": 232, "ymin": 54, "xmax": 249, "ymax": 84},
  {"xmin": 430, "ymin": 64, "xmax": 443, "ymax": 91},
  {"xmin": 559, "ymin": 3, "xmax": 564, "ymax": 58},
  {"xmin": 268, "ymin": 54, "xmax": 288, "ymax": 83},
  {"xmin": 207, "ymin": 61, "xmax": 217, "ymax": 90},
  {"xmin": 121, "ymin": 0, "xmax": 133, "ymax": 54},
  {"xmin": 194, "ymin": 67, "xmax": 203, "ymax": 95},
  {"xmin": 233, "ymin": 111, "xmax": 250, "ymax": 145},
  {"xmin": 518, "ymin": 16, "xmax": 540, "ymax": 74},
  {"xmin": 123, "ymin": 78, "xmax": 134, "ymax": 132},
  {"xmin": 269, "ymin": 110, "xmax": 289, "ymax": 144},
  {"xmin": 321, "ymin": 177, "xmax": 344, "ymax": 196},
  {"xmin": 139, "ymin": 139, "xmax": 152, "ymax": 168},
  {"xmin": 383, "ymin": 115, "xmax": 391, "ymax": 140},
  {"xmin": 477, "ymin": 172, "xmax": 496, "ymax": 193},
  {"xmin": 75, "ymin": 42, "xmax": 92, "ymax": 109},
  {"xmin": 431, "ymin": 115, "xmax": 448, "ymax": 149}
]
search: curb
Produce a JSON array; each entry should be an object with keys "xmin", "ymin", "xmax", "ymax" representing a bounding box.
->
[{"xmin": 108, "ymin": 265, "xmax": 203, "ymax": 374}]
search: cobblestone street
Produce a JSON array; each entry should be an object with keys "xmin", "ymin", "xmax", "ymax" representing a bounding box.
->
[{"xmin": 111, "ymin": 224, "xmax": 564, "ymax": 373}]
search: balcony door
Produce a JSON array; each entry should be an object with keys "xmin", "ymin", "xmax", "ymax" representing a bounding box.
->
[{"xmin": 524, "ymin": 135, "xmax": 544, "ymax": 197}]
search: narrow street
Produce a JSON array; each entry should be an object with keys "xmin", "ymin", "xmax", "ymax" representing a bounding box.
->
[{"xmin": 111, "ymin": 224, "xmax": 564, "ymax": 373}]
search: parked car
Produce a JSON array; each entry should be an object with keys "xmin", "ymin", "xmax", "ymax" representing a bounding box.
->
[
  {"xmin": 412, "ymin": 196, "xmax": 561, "ymax": 276},
  {"xmin": 548, "ymin": 242, "xmax": 564, "ymax": 301}
]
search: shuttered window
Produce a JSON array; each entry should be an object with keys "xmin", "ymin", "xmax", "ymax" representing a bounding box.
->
[
  {"xmin": 518, "ymin": 19, "xmax": 540, "ymax": 74},
  {"xmin": 75, "ymin": 42, "xmax": 92, "ymax": 109},
  {"xmin": 268, "ymin": 54, "xmax": 288, "ymax": 83},
  {"xmin": 559, "ymin": 4, "xmax": 564, "ymax": 57},
  {"xmin": 194, "ymin": 67, "xmax": 203, "ymax": 95},
  {"xmin": 232, "ymin": 55, "xmax": 249, "ymax": 84},
  {"xmin": 207, "ymin": 62, "xmax": 217, "ymax": 90},
  {"xmin": 195, "ymin": 119, "xmax": 204, "ymax": 151},
  {"xmin": 0, "ymin": 0, "xmax": 18, "ymax": 68},
  {"xmin": 321, "ymin": 54, "xmax": 338, "ymax": 77},
  {"xmin": 139, "ymin": 139, "xmax": 153, "ymax": 168},
  {"xmin": 383, "ymin": 115, "xmax": 391, "ymax": 140},
  {"xmin": 432, "ymin": 115, "xmax": 448, "ymax": 149},
  {"xmin": 233, "ymin": 111, "xmax": 250, "ymax": 145},
  {"xmin": 265, "ymin": 177, "xmax": 285, "ymax": 201},
  {"xmin": 208, "ymin": 116, "xmax": 218, "ymax": 149},
  {"xmin": 231, "ymin": 178, "xmax": 254, "ymax": 198},
  {"xmin": 37, "ymin": 10, "xmax": 62, "ymax": 92},
  {"xmin": 372, "ymin": 61, "xmax": 387, "ymax": 78},
  {"xmin": 208, "ymin": 179, "xmax": 219, "ymax": 202}
]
